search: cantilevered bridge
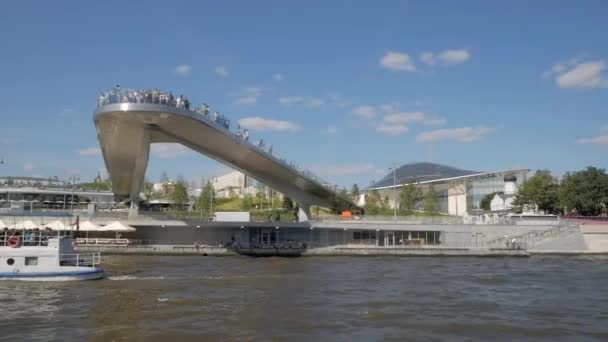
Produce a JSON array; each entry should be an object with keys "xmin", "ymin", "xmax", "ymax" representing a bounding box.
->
[{"xmin": 94, "ymin": 98, "xmax": 357, "ymax": 220}]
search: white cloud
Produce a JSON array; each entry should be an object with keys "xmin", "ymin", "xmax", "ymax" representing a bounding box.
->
[
  {"xmin": 239, "ymin": 117, "xmax": 300, "ymax": 132},
  {"xmin": 23, "ymin": 162, "xmax": 36, "ymax": 172},
  {"xmin": 544, "ymin": 58, "xmax": 608, "ymax": 89},
  {"xmin": 376, "ymin": 124, "xmax": 409, "ymax": 136},
  {"xmin": 416, "ymin": 126, "xmax": 495, "ymax": 143},
  {"xmin": 420, "ymin": 52, "xmax": 435, "ymax": 66},
  {"xmin": 437, "ymin": 49, "xmax": 471, "ymax": 65},
  {"xmin": 380, "ymin": 51, "xmax": 416, "ymax": 72},
  {"xmin": 306, "ymin": 97, "xmax": 324, "ymax": 109},
  {"xmin": 577, "ymin": 128, "xmax": 608, "ymax": 145},
  {"xmin": 214, "ymin": 65, "xmax": 228, "ymax": 77},
  {"xmin": 174, "ymin": 64, "xmax": 192, "ymax": 77},
  {"xmin": 273, "ymin": 73, "xmax": 284, "ymax": 82},
  {"xmin": 353, "ymin": 106, "xmax": 378, "ymax": 120},
  {"xmin": 235, "ymin": 87, "xmax": 262, "ymax": 106},
  {"xmin": 277, "ymin": 96, "xmax": 324, "ymax": 109},
  {"xmin": 278, "ymin": 96, "xmax": 303, "ymax": 106},
  {"xmin": 79, "ymin": 147, "xmax": 102, "ymax": 156},
  {"xmin": 310, "ymin": 163, "xmax": 382, "ymax": 176},
  {"xmin": 150, "ymin": 143, "xmax": 192, "ymax": 159},
  {"xmin": 383, "ymin": 111, "xmax": 426, "ymax": 124},
  {"xmin": 323, "ymin": 126, "xmax": 338, "ymax": 135},
  {"xmin": 383, "ymin": 111, "xmax": 446, "ymax": 125},
  {"xmin": 557, "ymin": 60, "xmax": 607, "ymax": 89}
]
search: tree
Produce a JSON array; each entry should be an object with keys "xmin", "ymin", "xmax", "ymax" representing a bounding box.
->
[
  {"xmin": 351, "ymin": 184, "xmax": 360, "ymax": 201},
  {"xmin": 241, "ymin": 193, "xmax": 254, "ymax": 210},
  {"xmin": 512, "ymin": 170, "xmax": 560, "ymax": 214},
  {"xmin": 423, "ymin": 185, "xmax": 438, "ymax": 214},
  {"xmin": 282, "ymin": 196, "xmax": 294, "ymax": 210},
  {"xmin": 197, "ymin": 180, "xmax": 216, "ymax": 218},
  {"xmin": 171, "ymin": 182, "xmax": 189, "ymax": 211},
  {"xmin": 480, "ymin": 192, "xmax": 503, "ymax": 211},
  {"xmin": 560, "ymin": 167, "xmax": 608, "ymax": 216},
  {"xmin": 399, "ymin": 181, "xmax": 422, "ymax": 214},
  {"xmin": 160, "ymin": 172, "xmax": 169, "ymax": 183},
  {"xmin": 364, "ymin": 189, "xmax": 382, "ymax": 215}
]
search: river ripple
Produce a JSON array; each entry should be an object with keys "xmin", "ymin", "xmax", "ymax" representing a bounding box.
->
[{"xmin": 1, "ymin": 256, "xmax": 607, "ymax": 341}]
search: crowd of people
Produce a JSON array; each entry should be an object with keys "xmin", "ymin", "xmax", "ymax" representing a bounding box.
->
[{"xmin": 97, "ymin": 86, "xmax": 330, "ymax": 188}]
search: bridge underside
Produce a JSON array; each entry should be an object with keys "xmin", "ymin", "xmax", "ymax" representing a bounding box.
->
[{"xmin": 94, "ymin": 104, "xmax": 356, "ymax": 220}]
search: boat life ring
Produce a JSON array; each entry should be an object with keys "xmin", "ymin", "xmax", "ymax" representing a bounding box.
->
[{"xmin": 7, "ymin": 236, "xmax": 21, "ymax": 248}]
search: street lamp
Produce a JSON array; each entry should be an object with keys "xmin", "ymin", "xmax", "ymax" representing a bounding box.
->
[{"xmin": 388, "ymin": 164, "xmax": 398, "ymax": 221}]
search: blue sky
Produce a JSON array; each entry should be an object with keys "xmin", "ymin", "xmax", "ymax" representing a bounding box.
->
[{"xmin": 0, "ymin": 0, "xmax": 607, "ymax": 188}]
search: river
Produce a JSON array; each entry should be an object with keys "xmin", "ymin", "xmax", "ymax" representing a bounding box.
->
[{"xmin": 1, "ymin": 256, "xmax": 607, "ymax": 341}]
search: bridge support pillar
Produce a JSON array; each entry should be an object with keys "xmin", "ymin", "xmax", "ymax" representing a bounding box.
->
[{"xmin": 128, "ymin": 198, "xmax": 139, "ymax": 219}]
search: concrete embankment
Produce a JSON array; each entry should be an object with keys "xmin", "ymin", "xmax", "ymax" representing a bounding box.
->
[{"xmin": 76, "ymin": 245, "xmax": 529, "ymax": 257}]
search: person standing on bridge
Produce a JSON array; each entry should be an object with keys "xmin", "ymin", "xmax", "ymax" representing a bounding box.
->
[
  {"xmin": 243, "ymin": 129, "xmax": 249, "ymax": 141},
  {"xmin": 213, "ymin": 111, "xmax": 219, "ymax": 122},
  {"xmin": 201, "ymin": 103, "xmax": 209, "ymax": 115}
]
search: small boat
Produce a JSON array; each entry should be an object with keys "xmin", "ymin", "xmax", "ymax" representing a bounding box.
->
[{"xmin": 0, "ymin": 230, "xmax": 103, "ymax": 281}]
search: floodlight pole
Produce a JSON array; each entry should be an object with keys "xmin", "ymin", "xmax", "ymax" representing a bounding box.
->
[{"xmin": 389, "ymin": 164, "xmax": 397, "ymax": 221}]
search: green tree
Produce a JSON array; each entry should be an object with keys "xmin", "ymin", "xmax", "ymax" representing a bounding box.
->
[
  {"xmin": 399, "ymin": 181, "xmax": 422, "ymax": 214},
  {"xmin": 512, "ymin": 170, "xmax": 560, "ymax": 214},
  {"xmin": 282, "ymin": 196, "xmax": 294, "ymax": 210},
  {"xmin": 241, "ymin": 193, "xmax": 254, "ymax": 210},
  {"xmin": 480, "ymin": 192, "xmax": 503, "ymax": 211},
  {"xmin": 423, "ymin": 185, "xmax": 438, "ymax": 214},
  {"xmin": 197, "ymin": 181, "xmax": 216, "ymax": 218},
  {"xmin": 171, "ymin": 182, "xmax": 189, "ymax": 212},
  {"xmin": 364, "ymin": 189, "xmax": 382, "ymax": 215},
  {"xmin": 560, "ymin": 167, "xmax": 608, "ymax": 216},
  {"xmin": 351, "ymin": 184, "xmax": 360, "ymax": 201}
]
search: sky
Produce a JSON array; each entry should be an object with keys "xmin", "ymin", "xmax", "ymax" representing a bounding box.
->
[{"xmin": 0, "ymin": 0, "xmax": 607, "ymax": 188}]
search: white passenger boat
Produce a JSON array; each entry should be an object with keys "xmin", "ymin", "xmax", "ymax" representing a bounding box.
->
[{"xmin": 0, "ymin": 230, "xmax": 103, "ymax": 281}]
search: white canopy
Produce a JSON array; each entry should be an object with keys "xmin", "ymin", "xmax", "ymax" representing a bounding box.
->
[
  {"xmin": 44, "ymin": 220, "xmax": 69, "ymax": 231},
  {"xmin": 0, "ymin": 219, "xmax": 6, "ymax": 229},
  {"xmin": 8, "ymin": 220, "xmax": 39, "ymax": 230},
  {"xmin": 77, "ymin": 220, "xmax": 100, "ymax": 232},
  {"xmin": 99, "ymin": 221, "xmax": 136, "ymax": 232}
]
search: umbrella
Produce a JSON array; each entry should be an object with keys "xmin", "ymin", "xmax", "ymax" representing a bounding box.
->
[
  {"xmin": 44, "ymin": 220, "xmax": 69, "ymax": 231},
  {"xmin": 99, "ymin": 221, "xmax": 136, "ymax": 232},
  {"xmin": 78, "ymin": 220, "xmax": 100, "ymax": 232},
  {"xmin": 9, "ymin": 220, "xmax": 39, "ymax": 230},
  {"xmin": 0, "ymin": 219, "xmax": 6, "ymax": 229}
]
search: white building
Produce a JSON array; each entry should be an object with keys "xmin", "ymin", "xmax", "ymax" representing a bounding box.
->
[{"xmin": 211, "ymin": 171, "xmax": 258, "ymax": 199}]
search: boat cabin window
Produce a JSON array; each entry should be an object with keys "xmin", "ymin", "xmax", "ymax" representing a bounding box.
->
[
  {"xmin": 25, "ymin": 257, "xmax": 38, "ymax": 266},
  {"xmin": 6, "ymin": 258, "xmax": 15, "ymax": 266}
]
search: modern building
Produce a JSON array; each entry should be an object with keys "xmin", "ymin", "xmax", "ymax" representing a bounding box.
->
[
  {"xmin": 0, "ymin": 186, "xmax": 116, "ymax": 210},
  {"xmin": 210, "ymin": 171, "xmax": 258, "ymax": 199},
  {"xmin": 362, "ymin": 162, "xmax": 529, "ymax": 216},
  {"xmin": 0, "ymin": 176, "xmax": 66, "ymax": 188}
]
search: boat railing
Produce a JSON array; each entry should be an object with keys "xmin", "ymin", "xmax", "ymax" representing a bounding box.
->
[
  {"xmin": 0, "ymin": 230, "xmax": 61, "ymax": 247},
  {"xmin": 59, "ymin": 253, "xmax": 101, "ymax": 267}
]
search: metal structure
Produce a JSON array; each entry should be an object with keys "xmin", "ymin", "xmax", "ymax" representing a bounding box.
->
[{"xmin": 94, "ymin": 101, "xmax": 357, "ymax": 220}]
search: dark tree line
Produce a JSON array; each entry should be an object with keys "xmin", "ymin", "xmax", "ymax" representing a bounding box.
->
[{"xmin": 513, "ymin": 167, "xmax": 608, "ymax": 216}]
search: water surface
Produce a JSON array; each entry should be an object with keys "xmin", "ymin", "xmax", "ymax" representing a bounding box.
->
[{"xmin": 1, "ymin": 256, "xmax": 607, "ymax": 341}]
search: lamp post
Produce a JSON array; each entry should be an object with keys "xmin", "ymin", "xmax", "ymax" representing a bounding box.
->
[
  {"xmin": 388, "ymin": 165, "xmax": 398, "ymax": 221},
  {"xmin": 69, "ymin": 176, "xmax": 80, "ymax": 212}
]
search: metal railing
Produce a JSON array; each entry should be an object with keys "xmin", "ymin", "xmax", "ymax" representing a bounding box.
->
[
  {"xmin": 0, "ymin": 230, "xmax": 63, "ymax": 247},
  {"xmin": 59, "ymin": 253, "xmax": 101, "ymax": 267},
  {"xmin": 485, "ymin": 224, "xmax": 579, "ymax": 249},
  {"xmin": 312, "ymin": 215, "xmax": 464, "ymax": 225}
]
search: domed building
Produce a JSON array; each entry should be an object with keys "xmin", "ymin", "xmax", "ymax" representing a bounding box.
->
[{"xmin": 361, "ymin": 162, "xmax": 529, "ymax": 216}]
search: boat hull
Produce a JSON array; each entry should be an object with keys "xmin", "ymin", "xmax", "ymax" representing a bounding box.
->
[{"xmin": 0, "ymin": 267, "xmax": 104, "ymax": 281}]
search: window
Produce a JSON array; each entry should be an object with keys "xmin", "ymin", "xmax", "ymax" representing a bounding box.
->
[
  {"xmin": 6, "ymin": 258, "xmax": 15, "ymax": 266},
  {"xmin": 25, "ymin": 257, "xmax": 38, "ymax": 266}
]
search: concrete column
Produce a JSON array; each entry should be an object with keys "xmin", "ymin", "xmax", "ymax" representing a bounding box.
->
[{"xmin": 95, "ymin": 116, "xmax": 151, "ymax": 219}]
